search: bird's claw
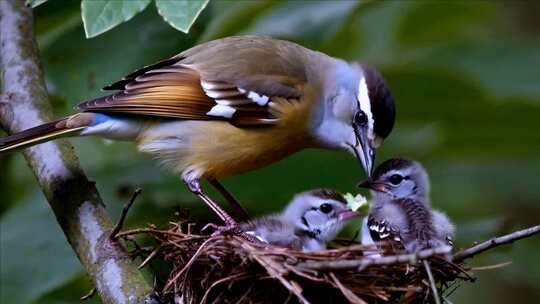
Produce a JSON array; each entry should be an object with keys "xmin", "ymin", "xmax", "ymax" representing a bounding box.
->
[
  {"xmin": 201, "ymin": 223, "xmax": 220, "ymax": 233},
  {"xmin": 202, "ymin": 223, "xmax": 262, "ymax": 243},
  {"xmin": 202, "ymin": 223, "xmax": 241, "ymax": 236}
]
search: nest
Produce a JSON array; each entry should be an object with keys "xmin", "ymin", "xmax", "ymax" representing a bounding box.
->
[
  {"xmin": 107, "ymin": 191, "xmax": 539, "ymax": 303},
  {"xmin": 118, "ymin": 219, "xmax": 475, "ymax": 304}
]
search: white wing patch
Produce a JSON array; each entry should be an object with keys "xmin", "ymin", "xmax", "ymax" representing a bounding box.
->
[
  {"xmin": 246, "ymin": 90, "xmax": 270, "ymax": 106},
  {"xmin": 357, "ymin": 76, "xmax": 375, "ymax": 141},
  {"xmin": 201, "ymin": 80, "xmax": 270, "ymax": 118},
  {"xmin": 206, "ymin": 104, "xmax": 236, "ymax": 118},
  {"xmin": 360, "ymin": 217, "xmax": 382, "ymax": 258}
]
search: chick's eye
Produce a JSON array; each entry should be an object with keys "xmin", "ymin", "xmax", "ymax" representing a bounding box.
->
[
  {"xmin": 389, "ymin": 174, "xmax": 403, "ymax": 185},
  {"xmin": 319, "ymin": 203, "xmax": 333, "ymax": 214},
  {"xmin": 354, "ymin": 111, "xmax": 368, "ymax": 126}
]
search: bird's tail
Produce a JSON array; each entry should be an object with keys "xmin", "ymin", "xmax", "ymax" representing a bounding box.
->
[{"xmin": 0, "ymin": 113, "xmax": 93, "ymax": 153}]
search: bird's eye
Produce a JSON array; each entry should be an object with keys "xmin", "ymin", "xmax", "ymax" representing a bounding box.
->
[
  {"xmin": 354, "ymin": 111, "xmax": 368, "ymax": 126},
  {"xmin": 389, "ymin": 174, "xmax": 403, "ymax": 185},
  {"xmin": 319, "ymin": 203, "xmax": 333, "ymax": 214}
]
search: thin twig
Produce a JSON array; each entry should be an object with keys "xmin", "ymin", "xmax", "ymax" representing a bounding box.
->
[
  {"xmin": 80, "ymin": 288, "xmax": 96, "ymax": 301},
  {"xmin": 453, "ymin": 225, "xmax": 540, "ymax": 262},
  {"xmin": 138, "ymin": 245, "xmax": 162, "ymax": 269},
  {"xmin": 200, "ymin": 273, "xmax": 255, "ymax": 303},
  {"xmin": 164, "ymin": 237, "xmax": 215, "ymax": 291},
  {"xmin": 244, "ymin": 240, "xmax": 311, "ymax": 304},
  {"xmin": 469, "ymin": 261, "xmax": 512, "ymax": 271},
  {"xmin": 0, "ymin": 1, "xmax": 151, "ymax": 303},
  {"xmin": 329, "ymin": 272, "xmax": 367, "ymax": 304},
  {"xmin": 298, "ymin": 246, "xmax": 452, "ymax": 271},
  {"xmin": 110, "ymin": 188, "xmax": 142, "ymax": 240},
  {"xmin": 423, "ymin": 260, "xmax": 440, "ymax": 304},
  {"xmin": 116, "ymin": 228, "xmax": 203, "ymax": 239}
]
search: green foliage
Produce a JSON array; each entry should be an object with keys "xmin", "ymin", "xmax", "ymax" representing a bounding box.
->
[
  {"xmin": 0, "ymin": 192, "xmax": 81, "ymax": 303},
  {"xmin": 26, "ymin": 0, "xmax": 47, "ymax": 8},
  {"xmin": 77, "ymin": 0, "xmax": 209, "ymax": 38},
  {"xmin": 155, "ymin": 0, "xmax": 209, "ymax": 33},
  {"xmin": 2, "ymin": 1, "xmax": 540, "ymax": 303},
  {"xmin": 81, "ymin": 0, "xmax": 152, "ymax": 38}
]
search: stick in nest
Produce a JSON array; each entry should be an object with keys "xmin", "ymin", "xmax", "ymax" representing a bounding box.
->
[
  {"xmin": 110, "ymin": 188, "xmax": 142, "ymax": 240},
  {"xmin": 423, "ymin": 260, "xmax": 440, "ymax": 304},
  {"xmin": 117, "ymin": 212, "xmax": 540, "ymax": 304}
]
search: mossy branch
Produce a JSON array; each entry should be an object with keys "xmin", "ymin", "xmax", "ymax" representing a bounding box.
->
[{"xmin": 0, "ymin": 1, "xmax": 152, "ymax": 303}]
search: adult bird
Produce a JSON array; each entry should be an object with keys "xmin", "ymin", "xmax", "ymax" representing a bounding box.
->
[{"xmin": 0, "ymin": 36, "xmax": 396, "ymax": 229}]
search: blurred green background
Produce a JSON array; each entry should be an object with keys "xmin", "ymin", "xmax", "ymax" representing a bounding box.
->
[{"xmin": 1, "ymin": 1, "xmax": 540, "ymax": 303}]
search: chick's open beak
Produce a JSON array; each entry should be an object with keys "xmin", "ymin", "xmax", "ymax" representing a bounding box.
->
[
  {"xmin": 358, "ymin": 180, "xmax": 390, "ymax": 194},
  {"xmin": 338, "ymin": 209, "xmax": 361, "ymax": 222}
]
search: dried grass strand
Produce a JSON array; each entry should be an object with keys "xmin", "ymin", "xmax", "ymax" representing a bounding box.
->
[{"xmin": 117, "ymin": 217, "xmax": 538, "ymax": 303}]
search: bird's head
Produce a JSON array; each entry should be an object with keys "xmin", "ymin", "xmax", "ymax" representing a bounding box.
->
[
  {"xmin": 311, "ymin": 63, "xmax": 395, "ymax": 177},
  {"xmin": 282, "ymin": 188, "xmax": 359, "ymax": 243},
  {"xmin": 358, "ymin": 158, "xmax": 430, "ymax": 201}
]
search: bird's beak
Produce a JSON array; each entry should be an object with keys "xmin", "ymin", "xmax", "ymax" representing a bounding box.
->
[
  {"xmin": 358, "ymin": 180, "xmax": 391, "ymax": 194},
  {"xmin": 338, "ymin": 209, "xmax": 361, "ymax": 222},
  {"xmin": 351, "ymin": 127, "xmax": 375, "ymax": 177}
]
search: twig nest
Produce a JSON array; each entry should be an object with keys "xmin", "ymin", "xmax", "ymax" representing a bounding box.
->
[{"xmin": 120, "ymin": 220, "xmax": 474, "ymax": 304}]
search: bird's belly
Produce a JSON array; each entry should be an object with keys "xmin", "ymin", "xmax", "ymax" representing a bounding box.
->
[
  {"xmin": 137, "ymin": 120, "xmax": 313, "ymax": 178},
  {"xmin": 188, "ymin": 122, "xmax": 311, "ymax": 178}
]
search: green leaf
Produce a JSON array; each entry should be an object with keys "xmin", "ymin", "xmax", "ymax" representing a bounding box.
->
[
  {"xmin": 396, "ymin": 1, "xmax": 496, "ymax": 47},
  {"xmin": 26, "ymin": 0, "xmax": 47, "ymax": 8},
  {"xmin": 198, "ymin": 0, "xmax": 278, "ymax": 42},
  {"xmin": 155, "ymin": 0, "xmax": 209, "ymax": 33},
  {"xmin": 42, "ymin": 7, "xmax": 195, "ymax": 106},
  {"xmin": 344, "ymin": 193, "xmax": 369, "ymax": 215},
  {"xmin": 244, "ymin": 0, "xmax": 359, "ymax": 49},
  {"xmin": 0, "ymin": 192, "xmax": 82, "ymax": 303},
  {"xmin": 35, "ymin": 1, "xmax": 82, "ymax": 50},
  {"xmin": 81, "ymin": 0, "xmax": 151, "ymax": 38}
]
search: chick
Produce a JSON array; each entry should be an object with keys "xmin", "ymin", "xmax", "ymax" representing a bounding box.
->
[
  {"xmin": 241, "ymin": 189, "xmax": 358, "ymax": 251},
  {"xmin": 359, "ymin": 158, "xmax": 455, "ymax": 253}
]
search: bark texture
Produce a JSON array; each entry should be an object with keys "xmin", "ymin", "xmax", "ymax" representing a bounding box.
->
[{"xmin": 0, "ymin": 1, "xmax": 151, "ymax": 303}]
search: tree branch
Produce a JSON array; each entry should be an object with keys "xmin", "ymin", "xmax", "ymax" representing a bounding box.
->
[
  {"xmin": 298, "ymin": 225, "xmax": 540, "ymax": 271},
  {"xmin": 452, "ymin": 224, "xmax": 540, "ymax": 263},
  {"xmin": 298, "ymin": 246, "xmax": 452, "ymax": 271},
  {"xmin": 0, "ymin": 1, "xmax": 151, "ymax": 303}
]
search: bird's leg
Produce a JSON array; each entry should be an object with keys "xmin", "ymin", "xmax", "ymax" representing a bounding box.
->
[
  {"xmin": 181, "ymin": 170, "xmax": 237, "ymax": 227},
  {"xmin": 181, "ymin": 170, "xmax": 260, "ymax": 243},
  {"xmin": 208, "ymin": 179, "xmax": 250, "ymax": 221}
]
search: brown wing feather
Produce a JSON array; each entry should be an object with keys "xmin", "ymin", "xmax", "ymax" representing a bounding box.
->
[
  {"xmin": 103, "ymin": 56, "xmax": 183, "ymax": 91},
  {"xmin": 78, "ymin": 62, "xmax": 275, "ymax": 124},
  {"xmin": 78, "ymin": 36, "xmax": 314, "ymax": 126}
]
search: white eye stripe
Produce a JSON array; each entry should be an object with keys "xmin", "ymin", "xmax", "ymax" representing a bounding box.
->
[{"xmin": 357, "ymin": 76, "xmax": 375, "ymax": 140}]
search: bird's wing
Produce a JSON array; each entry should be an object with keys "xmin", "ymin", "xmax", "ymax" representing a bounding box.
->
[
  {"xmin": 367, "ymin": 216, "xmax": 404, "ymax": 252},
  {"xmin": 445, "ymin": 235, "xmax": 454, "ymax": 247},
  {"xmin": 78, "ymin": 36, "xmax": 314, "ymax": 127}
]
